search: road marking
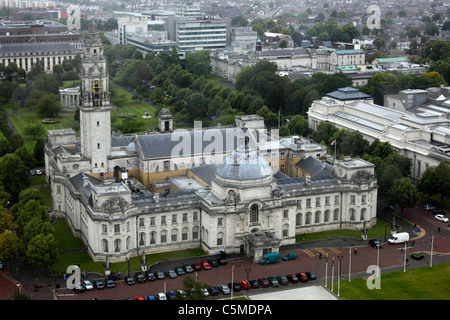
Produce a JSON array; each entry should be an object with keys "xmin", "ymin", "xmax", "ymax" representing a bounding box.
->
[
  {"xmin": 303, "ymin": 249, "xmax": 315, "ymax": 257},
  {"xmin": 316, "ymin": 248, "xmax": 328, "ymax": 256},
  {"xmin": 329, "ymin": 248, "xmax": 341, "ymax": 254}
]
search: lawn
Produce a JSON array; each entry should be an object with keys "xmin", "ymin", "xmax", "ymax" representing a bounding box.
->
[
  {"xmin": 296, "ymin": 218, "xmax": 391, "ymax": 242},
  {"xmin": 50, "ymin": 218, "xmax": 206, "ymax": 275},
  {"xmin": 334, "ymin": 262, "xmax": 450, "ymax": 300}
]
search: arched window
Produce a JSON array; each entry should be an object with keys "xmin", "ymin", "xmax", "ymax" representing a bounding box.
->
[
  {"xmin": 315, "ymin": 211, "xmax": 321, "ymax": 224},
  {"xmin": 150, "ymin": 231, "xmax": 156, "ymax": 245},
  {"xmin": 102, "ymin": 239, "xmax": 108, "ymax": 253},
  {"xmin": 139, "ymin": 232, "xmax": 145, "ymax": 246},
  {"xmin": 250, "ymin": 204, "xmax": 259, "ymax": 223},
  {"xmin": 171, "ymin": 229, "xmax": 178, "ymax": 242},
  {"xmin": 217, "ymin": 232, "xmax": 223, "ymax": 246},
  {"xmin": 182, "ymin": 227, "xmax": 188, "ymax": 241},
  {"xmin": 192, "ymin": 226, "xmax": 199, "ymax": 240},
  {"xmin": 296, "ymin": 213, "xmax": 302, "ymax": 226},
  {"xmin": 334, "ymin": 209, "xmax": 339, "ymax": 221},
  {"xmin": 324, "ymin": 210, "xmax": 330, "ymax": 223},
  {"xmin": 360, "ymin": 208, "xmax": 367, "ymax": 220},
  {"xmin": 349, "ymin": 209, "xmax": 355, "ymax": 221},
  {"xmin": 282, "ymin": 224, "xmax": 289, "ymax": 237},
  {"xmin": 305, "ymin": 212, "xmax": 312, "ymax": 225},
  {"xmin": 161, "ymin": 230, "xmax": 167, "ymax": 243},
  {"xmin": 114, "ymin": 239, "xmax": 121, "ymax": 252}
]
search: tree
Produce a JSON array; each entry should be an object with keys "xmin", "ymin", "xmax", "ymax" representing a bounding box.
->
[
  {"xmin": 176, "ymin": 275, "xmax": 208, "ymax": 300},
  {"xmin": 37, "ymin": 93, "xmax": 61, "ymax": 118},
  {"xmin": 0, "ymin": 154, "xmax": 29, "ymax": 201},
  {"xmin": 287, "ymin": 114, "xmax": 309, "ymax": 137},
  {"xmin": 424, "ymin": 22, "xmax": 439, "ymax": 36},
  {"xmin": 418, "ymin": 161, "xmax": 450, "ymax": 203},
  {"xmin": 186, "ymin": 50, "xmax": 212, "ymax": 77},
  {"xmin": 24, "ymin": 121, "xmax": 45, "ymax": 140},
  {"xmin": 388, "ymin": 177, "xmax": 418, "ymax": 215},
  {"xmin": 25, "ymin": 233, "xmax": 59, "ymax": 266},
  {"xmin": 0, "ymin": 229, "xmax": 18, "ymax": 262}
]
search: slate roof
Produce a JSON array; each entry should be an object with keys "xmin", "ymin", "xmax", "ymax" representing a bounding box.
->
[
  {"xmin": 295, "ymin": 156, "xmax": 334, "ymax": 178},
  {"xmin": 189, "ymin": 164, "xmax": 218, "ymax": 186},
  {"xmin": 326, "ymin": 87, "xmax": 372, "ymax": 101},
  {"xmin": 136, "ymin": 127, "xmax": 261, "ymax": 159},
  {"xmin": 0, "ymin": 42, "xmax": 80, "ymax": 54}
]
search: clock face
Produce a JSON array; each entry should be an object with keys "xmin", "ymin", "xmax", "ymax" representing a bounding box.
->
[{"xmin": 91, "ymin": 80, "xmax": 103, "ymax": 94}]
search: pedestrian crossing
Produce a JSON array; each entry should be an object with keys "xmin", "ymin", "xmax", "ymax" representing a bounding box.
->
[{"xmin": 302, "ymin": 248, "xmax": 341, "ymax": 257}]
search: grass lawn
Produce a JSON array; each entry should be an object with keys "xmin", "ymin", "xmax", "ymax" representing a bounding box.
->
[
  {"xmin": 111, "ymin": 104, "xmax": 158, "ymax": 132},
  {"xmin": 296, "ymin": 218, "xmax": 391, "ymax": 242},
  {"xmin": 50, "ymin": 218, "xmax": 206, "ymax": 275},
  {"xmin": 334, "ymin": 262, "xmax": 450, "ymax": 300}
]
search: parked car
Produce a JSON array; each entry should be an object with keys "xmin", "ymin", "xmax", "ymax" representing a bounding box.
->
[
  {"xmin": 29, "ymin": 170, "xmax": 37, "ymax": 176},
  {"xmin": 155, "ymin": 293, "xmax": 167, "ymax": 300},
  {"xmin": 146, "ymin": 272, "xmax": 155, "ymax": 281},
  {"xmin": 384, "ymin": 205, "xmax": 395, "ymax": 212},
  {"xmin": 0, "ymin": 260, "xmax": 3, "ymax": 270},
  {"xmin": 369, "ymin": 239, "xmax": 383, "ymax": 248},
  {"xmin": 305, "ymin": 272, "xmax": 317, "ymax": 280},
  {"xmin": 282, "ymin": 253, "xmax": 298, "ymax": 261},
  {"xmin": 183, "ymin": 264, "xmax": 194, "ymax": 273},
  {"xmin": 207, "ymin": 259, "xmax": 219, "ymax": 267},
  {"xmin": 228, "ymin": 282, "xmax": 241, "ymax": 292},
  {"xmin": 191, "ymin": 262, "xmax": 201, "ymax": 271},
  {"xmin": 177, "ymin": 289, "xmax": 187, "ymax": 298},
  {"xmin": 217, "ymin": 284, "xmax": 230, "ymax": 295},
  {"xmin": 296, "ymin": 273, "xmax": 308, "ymax": 282},
  {"xmin": 74, "ymin": 284, "xmax": 85, "ymax": 293},
  {"xmin": 134, "ymin": 296, "xmax": 144, "ymax": 300},
  {"xmin": 155, "ymin": 271, "xmax": 165, "ymax": 280},
  {"xmin": 106, "ymin": 279, "xmax": 115, "ymax": 288},
  {"xmin": 146, "ymin": 295, "xmax": 156, "ymax": 300},
  {"xmin": 93, "ymin": 279, "xmax": 105, "ymax": 289},
  {"xmin": 200, "ymin": 260, "xmax": 211, "ymax": 270},
  {"xmin": 435, "ymin": 214, "xmax": 449, "ymax": 222},
  {"xmin": 249, "ymin": 280, "xmax": 259, "ymax": 288},
  {"xmin": 432, "ymin": 209, "xmax": 445, "ymax": 215},
  {"xmin": 217, "ymin": 258, "xmax": 227, "ymax": 265},
  {"xmin": 175, "ymin": 267, "xmax": 185, "ymax": 276},
  {"xmin": 166, "ymin": 270, "xmax": 177, "ymax": 279},
  {"xmin": 267, "ymin": 277, "xmax": 279, "ymax": 287},
  {"xmin": 166, "ymin": 291, "xmax": 176, "ymax": 299},
  {"xmin": 82, "ymin": 280, "xmax": 93, "ymax": 290},
  {"xmin": 201, "ymin": 288, "xmax": 209, "ymax": 297},
  {"xmin": 424, "ymin": 204, "xmax": 436, "ymax": 211},
  {"xmin": 239, "ymin": 280, "xmax": 251, "ymax": 290},
  {"xmin": 286, "ymin": 274, "xmax": 298, "ymax": 283},
  {"xmin": 257, "ymin": 278, "xmax": 270, "ymax": 288},
  {"xmin": 135, "ymin": 272, "xmax": 145, "ymax": 283},
  {"xmin": 277, "ymin": 276, "xmax": 289, "ymax": 286},
  {"xmin": 125, "ymin": 276, "xmax": 134, "ymax": 285},
  {"xmin": 208, "ymin": 286, "xmax": 219, "ymax": 296}
]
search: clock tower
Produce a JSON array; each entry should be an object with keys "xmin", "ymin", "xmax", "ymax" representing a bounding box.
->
[{"xmin": 79, "ymin": 22, "xmax": 112, "ymax": 176}]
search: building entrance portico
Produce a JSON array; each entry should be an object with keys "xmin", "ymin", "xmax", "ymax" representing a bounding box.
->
[{"xmin": 243, "ymin": 231, "xmax": 281, "ymax": 263}]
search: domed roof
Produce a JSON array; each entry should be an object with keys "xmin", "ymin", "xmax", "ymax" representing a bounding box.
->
[{"xmin": 215, "ymin": 147, "xmax": 272, "ymax": 181}]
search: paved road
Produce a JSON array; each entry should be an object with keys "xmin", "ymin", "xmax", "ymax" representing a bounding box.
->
[{"xmin": 2, "ymin": 205, "xmax": 449, "ymax": 300}]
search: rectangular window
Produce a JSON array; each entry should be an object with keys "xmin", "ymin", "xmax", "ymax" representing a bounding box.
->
[{"xmin": 114, "ymin": 224, "xmax": 120, "ymax": 234}]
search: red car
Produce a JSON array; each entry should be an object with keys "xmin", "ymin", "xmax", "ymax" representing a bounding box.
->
[
  {"xmin": 191, "ymin": 262, "xmax": 201, "ymax": 271},
  {"xmin": 239, "ymin": 280, "xmax": 251, "ymax": 290},
  {"xmin": 257, "ymin": 278, "xmax": 269, "ymax": 288},
  {"xmin": 286, "ymin": 274, "xmax": 298, "ymax": 283},
  {"xmin": 200, "ymin": 260, "xmax": 211, "ymax": 270},
  {"xmin": 296, "ymin": 272, "xmax": 308, "ymax": 282}
]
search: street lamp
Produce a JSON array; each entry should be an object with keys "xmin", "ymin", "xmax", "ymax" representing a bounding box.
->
[
  {"xmin": 244, "ymin": 268, "xmax": 251, "ymax": 293},
  {"xmin": 337, "ymin": 255, "xmax": 344, "ymax": 297}
]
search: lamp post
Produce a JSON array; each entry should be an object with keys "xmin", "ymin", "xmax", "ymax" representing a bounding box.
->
[
  {"xmin": 337, "ymin": 255, "xmax": 344, "ymax": 297},
  {"xmin": 126, "ymin": 256, "xmax": 130, "ymax": 277},
  {"xmin": 244, "ymin": 268, "xmax": 251, "ymax": 293}
]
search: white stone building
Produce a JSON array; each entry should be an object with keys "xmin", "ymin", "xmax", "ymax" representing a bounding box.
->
[{"xmin": 45, "ymin": 26, "xmax": 378, "ymax": 263}]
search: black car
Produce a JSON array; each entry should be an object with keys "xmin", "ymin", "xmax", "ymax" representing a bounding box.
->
[
  {"xmin": 125, "ymin": 276, "xmax": 135, "ymax": 285},
  {"xmin": 93, "ymin": 279, "xmax": 105, "ymax": 289},
  {"xmin": 106, "ymin": 279, "xmax": 115, "ymax": 288},
  {"xmin": 135, "ymin": 272, "xmax": 145, "ymax": 283},
  {"xmin": 208, "ymin": 286, "xmax": 219, "ymax": 296},
  {"xmin": 305, "ymin": 272, "xmax": 317, "ymax": 280},
  {"xmin": 432, "ymin": 209, "xmax": 445, "ymax": 215},
  {"xmin": 276, "ymin": 276, "xmax": 289, "ymax": 286},
  {"xmin": 183, "ymin": 264, "xmax": 194, "ymax": 273},
  {"xmin": 208, "ymin": 259, "xmax": 219, "ymax": 267},
  {"xmin": 267, "ymin": 277, "xmax": 279, "ymax": 287},
  {"xmin": 249, "ymin": 280, "xmax": 259, "ymax": 289},
  {"xmin": 228, "ymin": 282, "xmax": 241, "ymax": 292},
  {"xmin": 146, "ymin": 271, "xmax": 156, "ymax": 281},
  {"xmin": 175, "ymin": 267, "xmax": 185, "ymax": 276},
  {"xmin": 369, "ymin": 239, "xmax": 383, "ymax": 248},
  {"xmin": 166, "ymin": 270, "xmax": 177, "ymax": 279}
]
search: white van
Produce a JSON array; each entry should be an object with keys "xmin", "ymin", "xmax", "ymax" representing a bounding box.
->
[{"xmin": 388, "ymin": 232, "xmax": 409, "ymax": 244}]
